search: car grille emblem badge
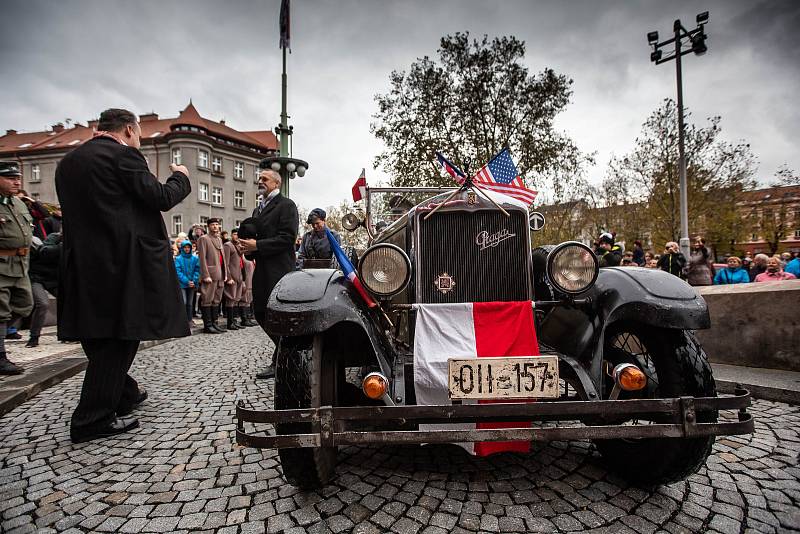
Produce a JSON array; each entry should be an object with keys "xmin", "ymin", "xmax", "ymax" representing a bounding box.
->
[
  {"xmin": 476, "ymin": 229, "xmax": 516, "ymax": 251},
  {"xmin": 434, "ymin": 272, "xmax": 455, "ymax": 294},
  {"xmin": 467, "ymin": 191, "xmax": 477, "ymax": 205}
]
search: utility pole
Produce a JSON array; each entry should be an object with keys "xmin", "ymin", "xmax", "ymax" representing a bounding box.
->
[{"xmin": 648, "ymin": 12, "xmax": 709, "ymax": 260}]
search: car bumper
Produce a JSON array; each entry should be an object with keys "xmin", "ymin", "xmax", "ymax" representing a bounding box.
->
[{"xmin": 236, "ymin": 388, "xmax": 754, "ymax": 449}]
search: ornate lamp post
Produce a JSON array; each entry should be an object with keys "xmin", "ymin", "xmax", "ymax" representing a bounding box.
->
[
  {"xmin": 647, "ymin": 11, "xmax": 709, "ymax": 259},
  {"xmin": 260, "ymin": 0, "xmax": 308, "ymax": 197}
]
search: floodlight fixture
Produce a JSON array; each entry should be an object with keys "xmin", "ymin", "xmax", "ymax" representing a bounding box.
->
[
  {"xmin": 691, "ymin": 31, "xmax": 707, "ymax": 55},
  {"xmin": 647, "ymin": 31, "xmax": 659, "ymax": 44},
  {"xmin": 696, "ymin": 11, "xmax": 709, "ymax": 25},
  {"xmin": 650, "ymin": 49, "xmax": 663, "ymax": 62}
]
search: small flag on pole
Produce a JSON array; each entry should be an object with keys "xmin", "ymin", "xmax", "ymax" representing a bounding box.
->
[
  {"xmin": 326, "ymin": 227, "xmax": 377, "ymax": 308},
  {"xmin": 279, "ymin": 0, "xmax": 291, "ymax": 50},
  {"xmin": 352, "ymin": 168, "xmax": 367, "ymax": 202},
  {"xmin": 435, "ymin": 151, "xmax": 466, "ymax": 184},
  {"xmin": 472, "ymin": 148, "xmax": 537, "ymax": 205}
]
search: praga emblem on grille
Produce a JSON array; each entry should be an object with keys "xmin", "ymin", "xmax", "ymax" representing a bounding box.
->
[
  {"xmin": 434, "ymin": 272, "xmax": 455, "ymax": 294},
  {"xmin": 475, "ymin": 228, "xmax": 516, "ymax": 251}
]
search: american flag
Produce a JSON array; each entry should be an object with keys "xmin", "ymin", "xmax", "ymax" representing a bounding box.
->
[{"xmin": 472, "ymin": 148, "xmax": 537, "ymax": 206}]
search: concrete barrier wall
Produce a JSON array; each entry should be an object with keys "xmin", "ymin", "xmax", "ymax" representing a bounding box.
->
[{"xmin": 695, "ymin": 280, "xmax": 800, "ymax": 371}]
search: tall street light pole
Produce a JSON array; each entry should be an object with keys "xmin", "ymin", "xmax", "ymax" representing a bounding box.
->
[
  {"xmin": 648, "ymin": 11, "xmax": 709, "ymax": 260},
  {"xmin": 261, "ymin": 0, "xmax": 308, "ymax": 198}
]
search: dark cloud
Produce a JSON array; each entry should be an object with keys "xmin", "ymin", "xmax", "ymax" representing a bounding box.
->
[{"xmin": 1, "ymin": 0, "xmax": 797, "ymax": 207}]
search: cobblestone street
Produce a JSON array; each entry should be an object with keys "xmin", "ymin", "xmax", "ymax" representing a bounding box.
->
[{"xmin": 1, "ymin": 329, "xmax": 798, "ymax": 534}]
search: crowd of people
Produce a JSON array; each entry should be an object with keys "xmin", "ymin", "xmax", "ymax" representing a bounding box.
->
[
  {"xmin": 171, "ymin": 221, "xmax": 259, "ymax": 334},
  {"xmin": 594, "ymin": 232, "xmax": 799, "ymax": 285}
]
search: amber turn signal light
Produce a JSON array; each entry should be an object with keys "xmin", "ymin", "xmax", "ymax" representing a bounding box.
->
[
  {"xmin": 362, "ymin": 372, "xmax": 388, "ymax": 400},
  {"xmin": 614, "ymin": 364, "xmax": 647, "ymax": 391}
]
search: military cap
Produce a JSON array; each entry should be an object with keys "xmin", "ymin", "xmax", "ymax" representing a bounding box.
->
[
  {"xmin": 206, "ymin": 217, "xmax": 221, "ymax": 225},
  {"xmin": 0, "ymin": 161, "xmax": 22, "ymax": 177}
]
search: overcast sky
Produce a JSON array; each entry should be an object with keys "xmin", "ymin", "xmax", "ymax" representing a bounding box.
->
[{"xmin": 1, "ymin": 0, "xmax": 797, "ymax": 210}]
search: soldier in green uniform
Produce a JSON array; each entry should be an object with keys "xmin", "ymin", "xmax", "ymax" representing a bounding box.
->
[{"xmin": 0, "ymin": 161, "xmax": 33, "ymax": 375}]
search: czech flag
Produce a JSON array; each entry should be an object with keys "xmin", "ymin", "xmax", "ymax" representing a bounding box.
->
[
  {"xmin": 412, "ymin": 301, "xmax": 540, "ymax": 456},
  {"xmin": 352, "ymin": 168, "xmax": 367, "ymax": 202},
  {"xmin": 326, "ymin": 227, "xmax": 377, "ymax": 308}
]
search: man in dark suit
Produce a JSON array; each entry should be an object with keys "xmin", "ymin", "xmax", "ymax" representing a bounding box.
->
[
  {"xmin": 239, "ymin": 169, "xmax": 299, "ymax": 379},
  {"xmin": 55, "ymin": 108, "xmax": 191, "ymax": 443}
]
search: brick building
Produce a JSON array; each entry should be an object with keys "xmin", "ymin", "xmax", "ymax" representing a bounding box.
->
[
  {"xmin": 738, "ymin": 185, "xmax": 800, "ymax": 256},
  {"xmin": 0, "ymin": 102, "xmax": 278, "ymax": 236}
]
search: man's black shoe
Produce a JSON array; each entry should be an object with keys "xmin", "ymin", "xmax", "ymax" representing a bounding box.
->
[
  {"xmin": 255, "ymin": 364, "xmax": 275, "ymax": 380},
  {"xmin": 117, "ymin": 388, "xmax": 148, "ymax": 417},
  {"xmin": 0, "ymin": 356, "xmax": 23, "ymax": 375},
  {"xmin": 5, "ymin": 332, "xmax": 22, "ymax": 340},
  {"xmin": 71, "ymin": 416, "xmax": 140, "ymax": 444},
  {"xmin": 25, "ymin": 337, "xmax": 39, "ymax": 348}
]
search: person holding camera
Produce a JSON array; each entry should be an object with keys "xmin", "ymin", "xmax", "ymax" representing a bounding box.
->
[{"xmin": 657, "ymin": 241, "xmax": 687, "ymax": 279}]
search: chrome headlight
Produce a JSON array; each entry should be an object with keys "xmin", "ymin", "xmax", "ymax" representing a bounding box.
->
[
  {"xmin": 546, "ymin": 242, "xmax": 599, "ymax": 295},
  {"xmin": 358, "ymin": 243, "xmax": 411, "ymax": 297}
]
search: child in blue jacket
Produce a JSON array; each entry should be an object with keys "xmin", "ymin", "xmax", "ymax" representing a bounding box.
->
[{"xmin": 174, "ymin": 240, "xmax": 200, "ymax": 322}]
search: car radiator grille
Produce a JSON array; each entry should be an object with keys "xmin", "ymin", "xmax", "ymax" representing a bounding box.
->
[{"xmin": 416, "ymin": 210, "xmax": 530, "ymax": 303}]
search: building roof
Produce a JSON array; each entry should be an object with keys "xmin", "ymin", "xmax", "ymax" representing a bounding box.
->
[
  {"xmin": 739, "ymin": 184, "xmax": 800, "ymax": 204},
  {"xmin": 0, "ymin": 102, "xmax": 279, "ymax": 157}
]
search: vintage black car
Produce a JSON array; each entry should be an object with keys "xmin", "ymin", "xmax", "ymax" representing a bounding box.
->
[{"xmin": 237, "ymin": 185, "xmax": 753, "ymax": 489}]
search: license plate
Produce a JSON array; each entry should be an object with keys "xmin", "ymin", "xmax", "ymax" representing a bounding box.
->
[{"xmin": 448, "ymin": 356, "xmax": 559, "ymax": 400}]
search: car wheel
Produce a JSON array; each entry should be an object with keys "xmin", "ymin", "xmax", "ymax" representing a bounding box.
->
[
  {"xmin": 274, "ymin": 335, "xmax": 337, "ymax": 489},
  {"xmin": 593, "ymin": 325, "xmax": 717, "ymax": 485}
]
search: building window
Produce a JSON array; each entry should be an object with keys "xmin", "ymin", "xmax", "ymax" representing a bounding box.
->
[
  {"xmin": 234, "ymin": 190, "xmax": 245, "ymax": 208},
  {"xmin": 172, "ymin": 214, "xmax": 183, "ymax": 235},
  {"xmin": 198, "ymin": 150, "xmax": 209, "ymax": 169},
  {"xmin": 750, "ymin": 233, "xmax": 758, "ymax": 241},
  {"xmin": 200, "ymin": 215, "xmax": 209, "ymax": 227},
  {"xmin": 31, "ymin": 164, "xmax": 41, "ymax": 182},
  {"xmin": 254, "ymin": 166, "xmax": 261, "ymax": 183},
  {"xmin": 234, "ymin": 161, "xmax": 244, "ymax": 180},
  {"xmin": 212, "ymin": 186, "xmax": 223, "ymax": 205},
  {"xmin": 172, "ymin": 148, "xmax": 181, "ymax": 165},
  {"xmin": 795, "ymin": 229, "xmax": 800, "ymax": 239},
  {"xmin": 212, "ymin": 156, "xmax": 222, "ymax": 173},
  {"xmin": 199, "ymin": 182, "xmax": 209, "ymax": 202},
  {"xmin": 235, "ymin": 219, "xmax": 242, "ymax": 228}
]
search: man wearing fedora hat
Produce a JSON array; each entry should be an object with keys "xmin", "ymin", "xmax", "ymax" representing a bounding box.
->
[{"xmin": 0, "ymin": 161, "xmax": 33, "ymax": 375}]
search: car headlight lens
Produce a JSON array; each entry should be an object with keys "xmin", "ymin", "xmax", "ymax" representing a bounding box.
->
[
  {"xmin": 546, "ymin": 242, "xmax": 599, "ymax": 294},
  {"xmin": 358, "ymin": 244, "xmax": 411, "ymax": 297}
]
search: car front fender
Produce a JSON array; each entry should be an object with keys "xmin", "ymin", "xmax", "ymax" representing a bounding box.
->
[{"xmin": 264, "ymin": 269, "xmax": 394, "ymax": 377}]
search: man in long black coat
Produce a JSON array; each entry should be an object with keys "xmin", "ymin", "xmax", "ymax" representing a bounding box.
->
[
  {"xmin": 239, "ymin": 169, "xmax": 298, "ymax": 378},
  {"xmin": 55, "ymin": 108, "xmax": 191, "ymax": 443}
]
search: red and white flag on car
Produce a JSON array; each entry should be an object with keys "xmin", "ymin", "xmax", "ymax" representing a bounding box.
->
[
  {"xmin": 352, "ymin": 168, "xmax": 367, "ymax": 202},
  {"xmin": 412, "ymin": 301, "xmax": 540, "ymax": 456}
]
